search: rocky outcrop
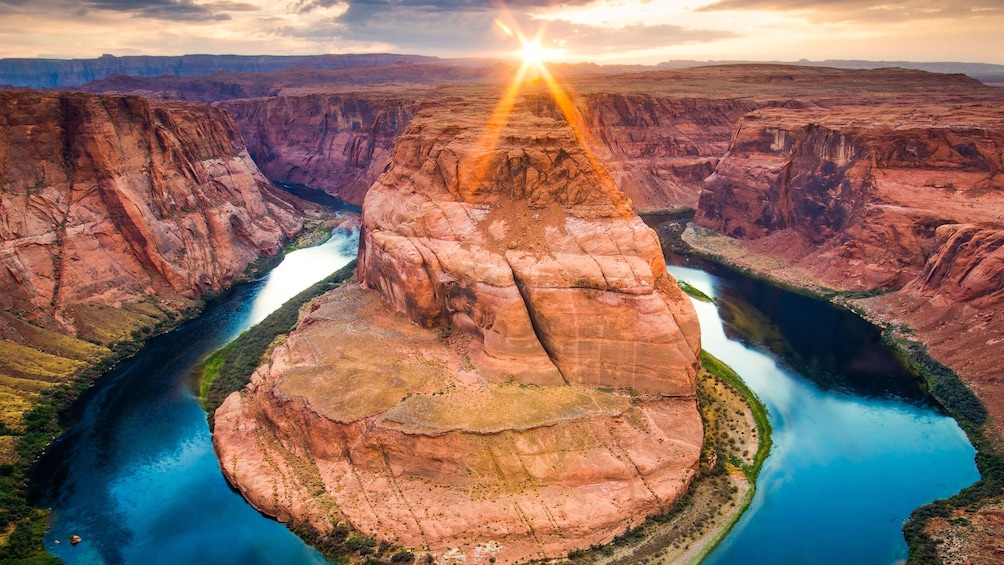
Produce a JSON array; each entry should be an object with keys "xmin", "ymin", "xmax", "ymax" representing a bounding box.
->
[
  {"xmin": 0, "ymin": 53, "xmax": 440, "ymax": 88},
  {"xmin": 219, "ymin": 94, "xmax": 416, "ymax": 206},
  {"xmin": 0, "ymin": 90, "xmax": 302, "ymax": 339},
  {"xmin": 575, "ymin": 94, "xmax": 759, "ymax": 214},
  {"xmin": 214, "ymin": 92, "xmax": 703, "ymax": 563},
  {"xmin": 695, "ymin": 105, "xmax": 1004, "ymax": 291}
]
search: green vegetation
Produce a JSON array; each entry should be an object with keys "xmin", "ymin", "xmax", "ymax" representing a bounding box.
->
[
  {"xmin": 677, "ymin": 280, "xmax": 714, "ymax": 303},
  {"xmin": 685, "ymin": 350, "xmax": 772, "ymax": 565},
  {"xmin": 201, "ymin": 261, "xmax": 357, "ymax": 415},
  {"xmin": 0, "ymin": 318, "xmax": 187, "ymax": 564},
  {"xmin": 700, "ymin": 350, "xmax": 772, "ymax": 483},
  {"xmin": 290, "ymin": 522, "xmax": 421, "ymax": 564}
]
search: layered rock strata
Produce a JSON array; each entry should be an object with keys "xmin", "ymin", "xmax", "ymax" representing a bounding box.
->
[
  {"xmin": 0, "ymin": 90, "xmax": 302, "ymax": 329},
  {"xmin": 692, "ymin": 102, "xmax": 1004, "ymax": 433},
  {"xmin": 220, "ymin": 94, "xmax": 416, "ymax": 206},
  {"xmin": 214, "ymin": 93, "xmax": 703, "ymax": 563},
  {"xmin": 575, "ymin": 94, "xmax": 759, "ymax": 214},
  {"xmin": 0, "ymin": 90, "xmax": 301, "ymax": 436}
]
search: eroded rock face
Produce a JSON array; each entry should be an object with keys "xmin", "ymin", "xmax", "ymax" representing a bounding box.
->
[
  {"xmin": 359, "ymin": 95, "xmax": 701, "ymax": 393},
  {"xmin": 220, "ymin": 94, "xmax": 415, "ymax": 206},
  {"xmin": 690, "ymin": 98, "xmax": 1004, "ymax": 444},
  {"xmin": 214, "ymin": 93, "xmax": 703, "ymax": 563},
  {"xmin": 0, "ymin": 90, "xmax": 301, "ymax": 337},
  {"xmin": 575, "ymin": 94, "xmax": 759, "ymax": 214},
  {"xmin": 695, "ymin": 105, "xmax": 1004, "ymax": 291}
]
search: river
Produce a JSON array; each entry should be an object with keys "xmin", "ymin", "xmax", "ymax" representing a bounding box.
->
[
  {"xmin": 666, "ymin": 254, "xmax": 979, "ymax": 564},
  {"xmin": 29, "ymin": 225, "xmax": 978, "ymax": 564},
  {"xmin": 31, "ymin": 222, "xmax": 358, "ymax": 565}
]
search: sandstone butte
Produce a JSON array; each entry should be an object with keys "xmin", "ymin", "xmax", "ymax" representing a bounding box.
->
[
  {"xmin": 0, "ymin": 90, "xmax": 301, "ymax": 452},
  {"xmin": 212, "ymin": 90, "xmax": 704, "ymax": 564}
]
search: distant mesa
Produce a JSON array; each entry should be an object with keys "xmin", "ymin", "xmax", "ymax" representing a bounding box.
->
[{"xmin": 0, "ymin": 53, "xmax": 443, "ymax": 88}]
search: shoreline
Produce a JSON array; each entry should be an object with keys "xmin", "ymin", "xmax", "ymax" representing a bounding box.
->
[
  {"xmin": 0, "ymin": 196, "xmax": 340, "ymax": 561},
  {"xmin": 566, "ymin": 350, "xmax": 772, "ymax": 565},
  {"xmin": 675, "ymin": 221, "xmax": 1004, "ymax": 563}
]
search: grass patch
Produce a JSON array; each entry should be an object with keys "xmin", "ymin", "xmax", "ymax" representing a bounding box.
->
[
  {"xmin": 201, "ymin": 260, "xmax": 357, "ymax": 415},
  {"xmin": 699, "ymin": 350, "xmax": 771, "ymax": 483},
  {"xmin": 677, "ymin": 280, "xmax": 714, "ymax": 303}
]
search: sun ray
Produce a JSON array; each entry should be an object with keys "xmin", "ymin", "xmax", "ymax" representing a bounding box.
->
[{"xmin": 473, "ymin": 4, "xmax": 617, "ymax": 207}]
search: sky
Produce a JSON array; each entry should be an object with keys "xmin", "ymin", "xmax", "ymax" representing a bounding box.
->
[{"xmin": 0, "ymin": 0, "xmax": 1001, "ymax": 64}]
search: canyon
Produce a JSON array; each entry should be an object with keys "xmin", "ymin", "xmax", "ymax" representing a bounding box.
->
[
  {"xmin": 0, "ymin": 53, "xmax": 441, "ymax": 89},
  {"xmin": 3, "ymin": 60, "xmax": 1004, "ymax": 563},
  {"xmin": 0, "ymin": 90, "xmax": 301, "ymax": 456}
]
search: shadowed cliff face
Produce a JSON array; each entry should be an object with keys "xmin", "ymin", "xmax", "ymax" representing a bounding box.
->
[
  {"xmin": 220, "ymin": 94, "xmax": 416, "ymax": 206},
  {"xmin": 574, "ymin": 93, "xmax": 760, "ymax": 214},
  {"xmin": 214, "ymin": 91, "xmax": 703, "ymax": 564},
  {"xmin": 0, "ymin": 90, "xmax": 301, "ymax": 345}
]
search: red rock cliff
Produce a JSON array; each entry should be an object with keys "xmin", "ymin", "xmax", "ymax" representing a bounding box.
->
[
  {"xmin": 0, "ymin": 90, "xmax": 302, "ymax": 339},
  {"xmin": 691, "ymin": 99, "xmax": 1004, "ymax": 444},
  {"xmin": 220, "ymin": 94, "xmax": 415, "ymax": 206},
  {"xmin": 576, "ymin": 93, "xmax": 759, "ymax": 214},
  {"xmin": 695, "ymin": 105, "xmax": 1004, "ymax": 291},
  {"xmin": 214, "ymin": 89, "xmax": 703, "ymax": 564}
]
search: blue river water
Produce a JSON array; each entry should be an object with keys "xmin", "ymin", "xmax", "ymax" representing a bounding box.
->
[
  {"xmin": 31, "ymin": 226, "xmax": 358, "ymax": 565},
  {"xmin": 28, "ymin": 223, "xmax": 978, "ymax": 564},
  {"xmin": 666, "ymin": 256, "xmax": 979, "ymax": 565}
]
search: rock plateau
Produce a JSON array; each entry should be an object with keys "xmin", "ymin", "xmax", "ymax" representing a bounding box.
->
[{"xmin": 213, "ymin": 89, "xmax": 703, "ymax": 563}]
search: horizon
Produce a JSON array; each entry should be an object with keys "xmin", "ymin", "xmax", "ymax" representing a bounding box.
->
[
  {"xmin": 0, "ymin": 1, "xmax": 1000, "ymax": 66},
  {"xmin": 2, "ymin": 52, "xmax": 1003, "ymax": 68}
]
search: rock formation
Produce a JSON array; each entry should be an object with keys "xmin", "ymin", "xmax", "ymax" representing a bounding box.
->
[
  {"xmin": 695, "ymin": 105, "xmax": 1004, "ymax": 290},
  {"xmin": 213, "ymin": 89, "xmax": 703, "ymax": 563},
  {"xmin": 0, "ymin": 90, "xmax": 302, "ymax": 329},
  {"xmin": 690, "ymin": 91, "xmax": 1004, "ymax": 438},
  {"xmin": 575, "ymin": 93, "xmax": 759, "ymax": 214},
  {"xmin": 220, "ymin": 94, "xmax": 416, "ymax": 206},
  {"xmin": 0, "ymin": 90, "xmax": 301, "ymax": 438}
]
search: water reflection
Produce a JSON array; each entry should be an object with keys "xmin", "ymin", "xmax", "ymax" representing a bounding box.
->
[{"xmin": 665, "ymin": 257, "xmax": 979, "ymax": 564}]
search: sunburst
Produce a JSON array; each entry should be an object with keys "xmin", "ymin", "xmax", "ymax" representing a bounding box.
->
[{"xmin": 475, "ymin": 10, "xmax": 607, "ymax": 192}]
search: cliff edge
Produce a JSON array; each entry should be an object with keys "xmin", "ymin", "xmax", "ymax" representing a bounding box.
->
[{"xmin": 0, "ymin": 90, "xmax": 301, "ymax": 444}]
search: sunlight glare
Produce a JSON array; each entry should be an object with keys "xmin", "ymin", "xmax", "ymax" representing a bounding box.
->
[{"xmin": 519, "ymin": 39, "xmax": 549, "ymax": 66}]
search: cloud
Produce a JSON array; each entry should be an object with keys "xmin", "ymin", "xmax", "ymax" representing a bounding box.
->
[
  {"xmin": 696, "ymin": 0, "xmax": 1003, "ymax": 23},
  {"xmin": 0, "ymin": 0, "xmax": 259, "ymax": 21},
  {"xmin": 274, "ymin": 3, "xmax": 735, "ymax": 57},
  {"xmin": 541, "ymin": 19, "xmax": 738, "ymax": 55}
]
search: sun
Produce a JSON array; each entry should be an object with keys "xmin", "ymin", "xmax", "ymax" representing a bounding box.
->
[{"xmin": 519, "ymin": 39, "xmax": 549, "ymax": 67}]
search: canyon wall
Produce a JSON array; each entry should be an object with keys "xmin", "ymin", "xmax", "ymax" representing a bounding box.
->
[
  {"xmin": 695, "ymin": 105, "xmax": 1004, "ymax": 291},
  {"xmin": 214, "ymin": 91, "xmax": 703, "ymax": 564},
  {"xmin": 691, "ymin": 102, "xmax": 1004, "ymax": 438},
  {"xmin": 576, "ymin": 93, "xmax": 759, "ymax": 214},
  {"xmin": 0, "ymin": 90, "xmax": 301, "ymax": 438},
  {"xmin": 215, "ymin": 89, "xmax": 754, "ymax": 212},
  {"xmin": 219, "ymin": 94, "xmax": 417, "ymax": 206}
]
